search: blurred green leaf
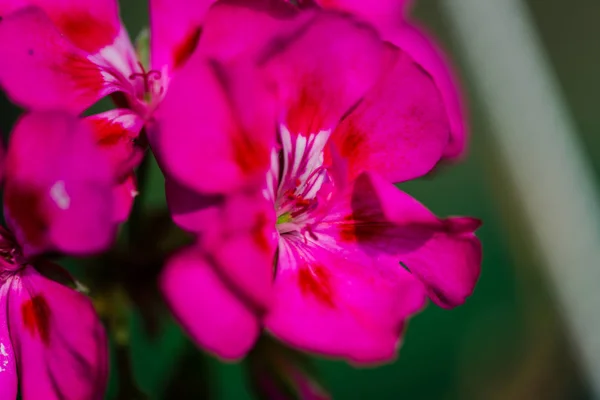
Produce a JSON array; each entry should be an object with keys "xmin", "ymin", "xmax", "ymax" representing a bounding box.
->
[{"xmin": 130, "ymin": 310, "xmax": 188, "ymax": 399}]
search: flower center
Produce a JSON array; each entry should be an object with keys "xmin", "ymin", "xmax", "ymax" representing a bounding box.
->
[
  {"xmin": 276, "ymin": 191, "xmax": 320, "ymax": 236},
  {"xmin": 272, "ymin": 126, "xmax": 332, "ymax": 237}
]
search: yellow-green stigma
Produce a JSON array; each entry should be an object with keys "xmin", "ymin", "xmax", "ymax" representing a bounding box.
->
[{"xmin": 277, "ymin": 212, "xmax": 292, "ymax": 225}]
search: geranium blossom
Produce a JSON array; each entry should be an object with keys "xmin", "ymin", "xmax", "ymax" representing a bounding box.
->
[
  {"xmin": 0, "ymin": 226, "xmax": 108, "ymax": 400},
  {"xmin": 0, "ymin": 113, "xmax": 109, "ymax": 399},
  {"xmin": 0, "ymin": 0, "xmax": 212, "ymax": 115},
  {"xmin": 152, "ymin": 0, "xmax": 481, "ymax": 362},
  {"xmin": 0, "ymin": 0, "xmax": 214, "ymax": 221}
]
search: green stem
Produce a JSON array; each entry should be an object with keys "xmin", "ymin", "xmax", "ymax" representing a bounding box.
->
[
  {"xmin": 115, "ymin": 342, "xmax": 148, "ymax": 400},
  {"xmin": 128, "ymin": 149, "xmax": 151, "ymax": 246}
]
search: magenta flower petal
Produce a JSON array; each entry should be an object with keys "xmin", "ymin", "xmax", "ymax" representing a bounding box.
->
[
  {"xmin": 388, "ymin": 23, "xmax": 467, "ymax": 159},
  {"xmin": 0, "ymin": 6, "xmax": 124, "ymax": 113},
  {"xmin": 0, "ymin": 0, "xmax": 138, "ymax": 87},
  {"xmin": 160, "ymin": 247, "xmax": 261, "ymax": 359},
  {"xmin": 4, "ymin": 112, "xmax": 116, "ymax": 256},
  {"xmin": 261, "ymin": 11, "xmax": 385, "ymax": 135},
  {"xmin": 111, "ymin": 174, "xmax": 137, "ymax": 223},
  {"xmin": 198, "ymin": 0, "xmax": 312, "ymax": 62},
  {"xmin": 165, "ymin": 179, "xmax": 221, "ymax": 234},
  {"xmin": 84, "ymin": 109, "xmax": 144, "ymax": 176},
  {"xmin": 332, "ymin": 44, "xmax": 449, "ymax": 183},
  {"xmin": 339, "ymin": 172, "xmax": 482, "ymax": 308},
  {"xmin": 166, "ymin": 180, "xmax": 277, "ymax": 309},
  {"xmin": 312, "ymin": 1, "xmax": 468, "ymax": 160},
  {"xmin": 209, "ymin": 191, "xmax": 277, "ymax": 310},
  {"xmin": 149, "ymin": 0, "xmax": 214, "ymax": 72},
  {"xmin": 0, "ymin": 0, "xmax": 125, "ymax": 55},
  {"xmin": 3, "ymin": 265, "xmax": 108, "ymax": 400},
  {"xmin": 265, "ymin": 240, "xmax": 426, "ymax": 364},
  {"xmin": 150, "ymin": 54, "xmax": 275, "ymax": 194},
  {"xmin": 84, "ymin": 109, "xmax": 144, "ymax": 223}
]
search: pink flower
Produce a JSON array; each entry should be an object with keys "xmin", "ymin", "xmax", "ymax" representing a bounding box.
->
[
  {"xmin": 0, "ymin": 0, "xmax": 212, "ymax": 116},
  {"xmin": 153, "ymin": 1, "xmax": 481, "ymax": 363},
  {"xmin": 311, "ymin": 0, "xmax": 469, "ymax": 159},
  {"xmin": 0, "ymin": 226, "xmax": 108, "ymax": 400},
  {"xmin": 0, "ymin": 0, "xmax": 215, "ymax": 220},
  {"xmin": 4, "ymin": 112, "xmax": 117, "ymax": 256}
]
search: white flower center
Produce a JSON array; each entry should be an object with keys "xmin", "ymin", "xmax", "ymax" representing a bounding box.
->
[{"xmin": 269, "ymin": 124, "xmax": 332, "ymax": 236}]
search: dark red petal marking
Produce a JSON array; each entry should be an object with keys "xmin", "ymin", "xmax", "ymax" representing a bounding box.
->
[
  {"xmin": 339, "ymin": 175, "xmax": 397, "ymax": 243},
  {"xmin": 286, "ymin": 84, "xmax": 327, "ymax": 136},
  {"xmin": 88, "ymin": 117, "xmax": 129, "ymax": 148},
  {"xmin": 172, "ymin": 27, "xmax": 201, "ymax": 69},
  {"xmin": 298, "ymin": 263, "xmax": 335, "ymax": 307},
  {"xmin": 4, "ymin": 185, "xmax": 49, "ymax": 247},
  {"xmin": 251, "ymin": 212, "xmax": 271, "ymax": 253},
  {"xmin": 231, "ymin": 127, "xmax": 269, "ymax": 174},
  {"xmin": 50, "ymin": 52, "xmax": 105, "ymax": 105},
  {"xmin": 61, "ymin": 53, "xmax": 105, "ymax": 92},
  {"xmin": 339, "ymin": 122, "xmax": 366, "ymax": 164},
  {"xmin": 55, "ymin": 12, "xmax": 118, "ymax": 54},
  {"xmin": 339, "ymin": 214, "xmax": 357, "ymax": 242},
  {"xmin": 21, "ymin": 295, "xmax": 52, "ymax": 345},
  {"xmin": 339, "ymin": 213, "xmax": 387, "ymax": 243}
]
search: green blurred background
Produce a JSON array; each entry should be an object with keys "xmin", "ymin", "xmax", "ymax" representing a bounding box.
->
[{"xmin": 2, "ymin": 0, "xmax": 599, "ymax": 399}]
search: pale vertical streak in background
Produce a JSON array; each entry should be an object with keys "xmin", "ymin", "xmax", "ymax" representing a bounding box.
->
[{"xmin": 441, "ymin": 0, "xmax": 600, "ymax": 396}]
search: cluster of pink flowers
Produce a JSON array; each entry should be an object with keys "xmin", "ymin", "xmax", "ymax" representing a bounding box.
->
[{"xmin": 0, "ymin": 0, "xmax": 481, "ymax": 398}]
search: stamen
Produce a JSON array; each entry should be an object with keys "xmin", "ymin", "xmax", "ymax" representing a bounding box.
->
[
  {"xmin": 290, "ymin": 198, "xmax": 317, "ymax": 218},
  {"xmin": 129, "ymin": 61, "xmax": 162, "ymax": 97}
]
